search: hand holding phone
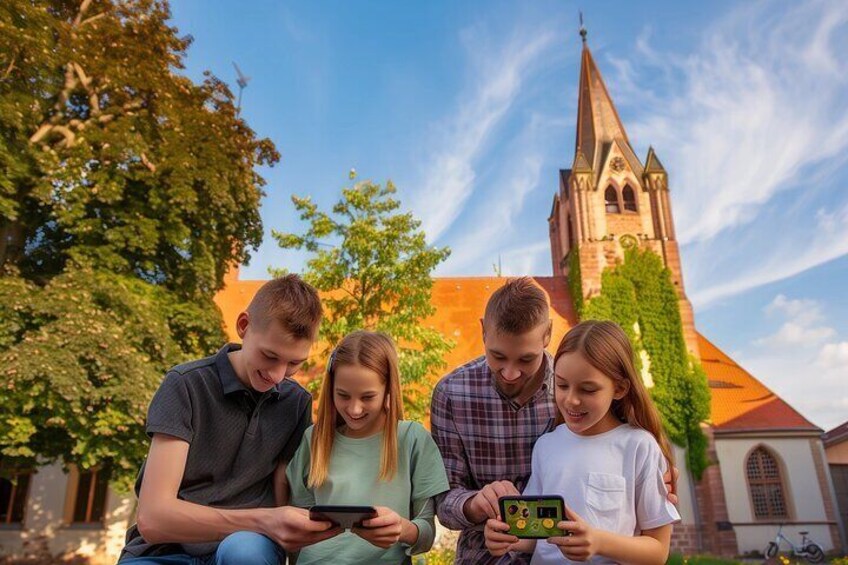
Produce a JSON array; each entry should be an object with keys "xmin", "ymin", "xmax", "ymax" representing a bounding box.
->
[{"xmin": 352, "ymin": 506, "xmax": 405, "ymax": 549}]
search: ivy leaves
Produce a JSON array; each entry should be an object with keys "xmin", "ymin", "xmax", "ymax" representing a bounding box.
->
[{"xmin": 577, "ymin": 248, "xmax": 712, "ymax": 478}]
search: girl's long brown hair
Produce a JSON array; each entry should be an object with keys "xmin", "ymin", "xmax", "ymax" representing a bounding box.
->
[
  {"xmin": 308, "ymin": 331, "xmax": 404, "ymax": 488},
  {"xmin": 554, "ymin": 321, "xmax": 675, "ymax": 488}
]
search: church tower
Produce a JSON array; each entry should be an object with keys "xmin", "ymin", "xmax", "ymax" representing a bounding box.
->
[{"xmin": 549, "ymin": 29, "xmax": 699, "ymax": 357}]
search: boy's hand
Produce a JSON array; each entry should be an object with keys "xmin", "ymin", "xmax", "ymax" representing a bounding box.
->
[
  {"xmin": 484, "ymin": 517, "xmax": 520, "ymax": 557},
  {"xmin": 664, "ymin": 466, "xmax": 679, "ymax": 505},
  {"xmin": 547, "ymin": 506, "xmax": 601, "ymax": 562},
  {"xmin": 353, "ymin": 506, "xmax": 404, "ymax": 549},
  {"xmin": 263, "ymin": 506, "xmax": 342, "ymax": 552},
  {"xmin": 464, "ymin": 480, "xmax": 520, "ymax": 523}
]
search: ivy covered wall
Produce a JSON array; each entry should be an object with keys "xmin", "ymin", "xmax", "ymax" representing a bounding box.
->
[{"xmin": 569, "ymin": 247, "xmax": 711, "ymax": 478}]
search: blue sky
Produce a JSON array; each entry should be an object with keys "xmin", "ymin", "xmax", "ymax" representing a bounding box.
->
[{"xmin": 169, "ymin": 0, "xmax": 848, "ymax": 431}]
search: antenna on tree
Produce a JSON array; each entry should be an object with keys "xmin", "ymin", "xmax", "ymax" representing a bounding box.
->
[{"xmin": 232, "ymin": 61, "xmax": 251, "ymax": 116}]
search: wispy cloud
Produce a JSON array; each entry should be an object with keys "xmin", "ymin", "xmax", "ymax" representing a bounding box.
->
[
  {"xmin": 754, "ymin": 294, "xmax": 835, "ymax": 346},
  {"xmin": 412, "ymin": 27, "xmax": 557, "ymax": 244},
  {"xmin": 607, "ymin": 0, "xmax": 848, "ymax": 306},
  {"xmin": 739, "ymin": 293, "xmax": 848, "ymax": 430},
  {"xmin": 691, "ymin": 201, "xmax": 848, "ymax": 305},
  {"xmin": 441, "ymin": 112, "xmax": 566, "ymax": 275}
]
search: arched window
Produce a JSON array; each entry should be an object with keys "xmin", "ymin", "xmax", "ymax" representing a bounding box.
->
[
  {"xmin": 746, "ymin": 447, "xmax": 788, "ymax": 519},
  {"xmin": 604, "ymin": 186, "xmax": 620, "ymax": 213},
  {"xmin": 622, "ymin": 185, "xmax": 637, "ymax": 212}
]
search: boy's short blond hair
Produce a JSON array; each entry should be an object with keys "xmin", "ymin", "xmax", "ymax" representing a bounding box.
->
[
  {"xmin": 246, "ymin": 274, "xmax": 322, "ymax": 339},
  {"xmin": 484, "ymin": 277, "xmax": 549, "ymax": 334}
]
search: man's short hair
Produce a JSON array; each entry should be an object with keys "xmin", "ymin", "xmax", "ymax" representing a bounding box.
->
[
  {"xmin": 246, "ymin": 274, "xmax": 322, "ymax": 339},
  {"xmin": 484, "ymin": 277, "xmax": 549, "ymax": 335}
]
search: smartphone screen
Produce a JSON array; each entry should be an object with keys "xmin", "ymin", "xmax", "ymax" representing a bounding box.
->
[{"xmin": 498, "ymin": 496, "xmax": 565, "ymax": 539}]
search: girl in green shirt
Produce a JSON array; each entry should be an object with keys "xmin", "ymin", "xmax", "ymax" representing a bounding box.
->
[{"xmin": 286, "ymin": 331, "xmax": 450, "ymax": 564}]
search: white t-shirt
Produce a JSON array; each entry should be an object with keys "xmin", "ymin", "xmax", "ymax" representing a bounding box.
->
[{"xmin": 523, "ymin": 423, "xmax": 680, "ymax": 565}]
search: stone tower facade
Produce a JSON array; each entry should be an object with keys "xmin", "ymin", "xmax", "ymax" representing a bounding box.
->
[{"xmin": 549, "ymin": 39, "xmax": 699, "ymax": 357}]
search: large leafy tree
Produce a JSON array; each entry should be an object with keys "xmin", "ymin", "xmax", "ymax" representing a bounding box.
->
[
  {"xmin": 1, "ymin": 0, "xmax": 278, "ymax": 295},
  {"xmin": 272, "ymin": 176, "xmax": 453, "ymax": 420},
  {"xmin": 0, "ymin": 269, "xmax": 224, "ymax": 491},
  {"xmin": 0, "ymin": 0, "xmax": 277, "ymax": 487}
]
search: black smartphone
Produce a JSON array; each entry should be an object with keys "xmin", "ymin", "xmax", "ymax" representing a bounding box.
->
[
  {"xmin": 308, "ymin": 505, "xmax": 378, "ymax": 529},
  {"xmin": 498, "ymin": 495, "xmax": 566, "ymax": 539}
]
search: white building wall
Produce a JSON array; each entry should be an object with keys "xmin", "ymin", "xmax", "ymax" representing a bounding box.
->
[
  {"xmin": 672, "ymin": 443, "xmax": 697, "ymax": 526},
  {"xmin": 714, "ymin": 436, "xmax": 835, "ymax": 554},
  {"xmin": 0, "ymin": 463, "xmax": 134, "ymax": 565}
]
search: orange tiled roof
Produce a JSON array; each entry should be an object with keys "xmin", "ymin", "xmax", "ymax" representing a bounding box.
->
[
  {"xmin": 698, "ymin": 335, "xmax": 818, "ymax": 433},
  {"xmin": 214, "ymin": 274, "xmax": 817, "ymax": 432}
]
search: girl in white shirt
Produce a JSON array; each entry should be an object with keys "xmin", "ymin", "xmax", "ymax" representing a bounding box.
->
[{"xmin": 484, "ymin": 320, "xmax": 680, "ymax": 565}]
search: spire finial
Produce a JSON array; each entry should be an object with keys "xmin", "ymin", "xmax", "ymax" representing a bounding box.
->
[{"xmin": 579, "ymin": 11, "xmax": 587, "ymax": 45}]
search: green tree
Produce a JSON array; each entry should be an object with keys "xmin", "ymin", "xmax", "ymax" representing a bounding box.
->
[
  {"xmin": 0, "ymin": 0, "xmax": 276, "ymax": 488},
  {"xmin": 271, "ymin": 176, "xmax": 453, "ymax": 421},
  {"xmin": 0, "ymin": 267, "xmax": 225, "ymax": 490},
  {"xmin": 0, "ymin": 0, "xmax": 278, "ymax": 295}
]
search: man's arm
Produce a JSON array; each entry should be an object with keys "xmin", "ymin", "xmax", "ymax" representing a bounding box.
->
[
  {"xmin": 136, "ymin": 434, "xmax": 339, "ymax": 552},
  {"xmin": 430, "ymin": 384, "xmax": 520, "ymax": 528},
  {"xmin": 430, "ymin": 383, "xmax": 477, "ymax": 530}
]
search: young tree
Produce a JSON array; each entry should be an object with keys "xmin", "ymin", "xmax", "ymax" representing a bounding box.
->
[{"xmin": 272, "ymin": 176, "xmax": 453, "ymax": 420}]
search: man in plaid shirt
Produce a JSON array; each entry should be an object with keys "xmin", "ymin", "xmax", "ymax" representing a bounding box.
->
[
  {"xmin": 431, "ymin": 278, "xmax": 676, "ymax": 564},
  {"xmin": 431, "ymin": 278, "xmax": 555, "ymax": 564}
]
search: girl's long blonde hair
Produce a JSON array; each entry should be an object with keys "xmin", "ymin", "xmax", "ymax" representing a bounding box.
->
[
  {"xmin": 554, "ymin": 321, "xmax": 675, "ymax": 488},
  {"xmin": 308, "ymin": 331, "xmax": 404, "ymax": 488}
]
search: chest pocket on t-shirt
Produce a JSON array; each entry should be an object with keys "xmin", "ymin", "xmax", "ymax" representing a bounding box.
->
[{"xmin": 585, "ymin": 472, "xmax": 626, "ymax": 532}]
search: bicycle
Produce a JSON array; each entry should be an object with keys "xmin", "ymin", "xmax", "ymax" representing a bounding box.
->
[{"xmin": 764, "ymin": 524, "xmax": 825, "ymax": 563}]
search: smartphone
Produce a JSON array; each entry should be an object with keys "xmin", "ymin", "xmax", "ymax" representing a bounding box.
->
[
  {"xmin": 498, "ymin": 496, "xmax": 566, "ymax": 539},
  {"xmin": 308, "ymin": 505, "xmax": 378, "ymax": 530}
]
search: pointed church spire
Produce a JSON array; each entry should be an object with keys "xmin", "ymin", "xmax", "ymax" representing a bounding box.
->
[
  {"xmin": 574, "ymin": 26, "xmax": 637, "ymax": 173},
  {"xmin": 572, "ymin": 149, "xmax": 592, "ymax": 173},
  {"xmin": 644, "ymin": 146, "xmax": 666, "ymax": 173}
]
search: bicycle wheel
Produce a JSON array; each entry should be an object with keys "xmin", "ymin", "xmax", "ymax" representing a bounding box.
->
[
  {"xmin": 765, "ymin": 542, "xmax": 779, "ymax": 559},
  {"xmin": 803, "ymin": 543, "xmax": 824, "ymax": 563}
]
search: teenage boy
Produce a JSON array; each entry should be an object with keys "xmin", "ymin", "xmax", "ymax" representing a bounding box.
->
[
  {"xmin": 120, "ymin": 275, "xmax": 341, "ymax": 564},
  {"xmin": 431, "ymin": 277, "xmax": 676, "ymax": 565}
]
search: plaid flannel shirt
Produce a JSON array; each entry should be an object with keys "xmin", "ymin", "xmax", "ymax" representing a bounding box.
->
[{"xmin": 431, "ymin": 355, "xmax": 557, "ymax": 565}]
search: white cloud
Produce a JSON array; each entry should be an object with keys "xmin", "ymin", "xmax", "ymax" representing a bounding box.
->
[
  {"xmin": 500, "ymin": 239, "xmax": 551, "ymax": 277},
  {"xmin": 607, "ymin": 0, "xmax": 848, "ymax": 306},
  {"xmin": 439, "ymin": 111, "xmax": 563, "ymax": 275},
  {"xmin": 755, "ymin": 294, "xmax": 835, "ymax": 346},
  {"xmin": 818, "ymin": 341, "xmax": 848, "ymax": 369},
  {"xmin": 411, "ymin": 27, "xmax": 557, "ymax": 244},
  {"xmin": 740, "ymin": 293, "xmax": 848, "ymax": 430},
  {"xmin": 690, "ymin": 201, "xmax": 848, "ymax": 306},
  {"xmin": 765, "ymin": 294, "xmax": 825, "ymax": 326},
  {"xmin": 754, "ymin": 322, "xmax": 835, "ymax": 347}
]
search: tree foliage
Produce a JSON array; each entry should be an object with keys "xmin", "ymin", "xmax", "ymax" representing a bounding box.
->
[
  {"xmin": 0, "ymin": 0, "xmax": 279, "ymax": 296},
  {"xmin": 272, "ymin": 177, "xmax": 453, "ymax": 421},
  {"xmin": 0, "ymin": 0, "xmax": 276, "ymax": 487},
  {"xmin": 0, "ymin": 267, "xmax": 224, "ymax": 490},
  {"xmin": 575, "ymin": 247, "xmax": 712, "ymax": 478}
]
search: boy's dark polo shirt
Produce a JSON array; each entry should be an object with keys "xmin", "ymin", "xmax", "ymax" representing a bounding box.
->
[{"xmin": 120, "ymin": 344, "xmax": 312, "ymax": 560}]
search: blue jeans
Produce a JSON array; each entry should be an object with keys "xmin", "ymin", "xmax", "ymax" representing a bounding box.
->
[{"xmin": 120, "ymin": 531, "xmax": 286, "ymax": 565}]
